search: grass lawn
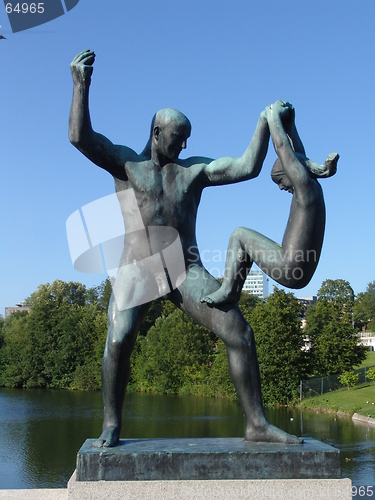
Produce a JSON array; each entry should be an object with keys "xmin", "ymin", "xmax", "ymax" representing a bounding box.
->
[
  {"xmin": 356, "ymin": 349, "xmax": 375, "ymax": 368},
  {"xmin": 299, "ymin": 383, "xmax": 375, "ymax": 417}
]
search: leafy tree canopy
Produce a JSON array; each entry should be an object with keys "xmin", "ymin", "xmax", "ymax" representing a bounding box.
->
[
  {"xmin": 249, "ymin": 287, "xmax": 307, "ymax": 404},
  {"xmin": 317, "ymin": 279, "xmax": 355, "ymax": 316},
  {"xmin": 305, "ymin": 279, "xmax": 366, "ymax": 376},
  {"xmin": 354, "ymin": 280, "xmax": 375, "ymax": 331}
]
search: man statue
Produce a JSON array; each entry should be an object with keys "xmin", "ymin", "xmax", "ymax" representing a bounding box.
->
[{"xmin": 69, "ymin": 49, "xmax": 300, "ymax": 448}]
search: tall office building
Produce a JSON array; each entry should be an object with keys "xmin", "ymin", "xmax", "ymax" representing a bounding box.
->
[{"xmin": 242, "ymin": 270, "xmax": 269, "ymax": 298}]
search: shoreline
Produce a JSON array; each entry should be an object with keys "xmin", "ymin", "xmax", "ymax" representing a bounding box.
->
[{"xmin": 300, "ymin": 403, "xmax": 375, "ymax": 427}]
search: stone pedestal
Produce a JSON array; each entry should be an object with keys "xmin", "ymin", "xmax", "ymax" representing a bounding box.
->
[{"xmin": 75, "ymin": 437, "xmax": 341, "ymax": 481}]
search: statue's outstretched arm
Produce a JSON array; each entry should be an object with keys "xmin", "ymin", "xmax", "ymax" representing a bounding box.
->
[
  {"xmin": 202, "ymin": 113, "xmax": 270, "ymax": 186},
  {"xmin": 68, "ymin": 50, "xmax": 137, "ymax": 180}
]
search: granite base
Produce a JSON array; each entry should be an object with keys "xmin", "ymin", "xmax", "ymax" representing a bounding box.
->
[{"xmin": 68, "ymin": 473, "xmax": 352, "ymax": 500}]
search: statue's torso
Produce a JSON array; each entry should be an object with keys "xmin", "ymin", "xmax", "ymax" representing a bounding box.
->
[{"xmin": 114, "ymin": 159, "xmax": 205, "ymax": 264}]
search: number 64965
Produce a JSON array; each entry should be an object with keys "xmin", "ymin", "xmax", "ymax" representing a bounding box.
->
[{"xmin": 6, "ymin": 3, "xmax": 45, "ymax": 14}]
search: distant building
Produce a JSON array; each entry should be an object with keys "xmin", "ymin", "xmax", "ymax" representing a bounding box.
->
[
  {"xmin": 4, "ymin": 302, "xmax": 31, "ymax": 318},
  {"xmin": 242, "ymin": 270, "xmax": 269, "ymax": 298},
  {"xmin": 296, "ymin": 296, "xmax": 317, "ymax": 350},
  {"xmin": 297, "ymin": 296, "xmax": 317, "ymax": 308},
  {"xmin": 359, "ymin": 331, "xmax": 375, "ymax": 352}
]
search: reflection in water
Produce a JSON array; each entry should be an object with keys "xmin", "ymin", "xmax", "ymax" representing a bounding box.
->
[{"xmin": 0, "ymin": 388, "xmax": 374, "ymax": 488}]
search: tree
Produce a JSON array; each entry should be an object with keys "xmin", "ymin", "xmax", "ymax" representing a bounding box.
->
[
  {"xmin": 0, "ymin": 280, "xmax": 105, "ymax": 389},
  {"xmin": 238, "ymin": 292, "xmax": 262, "ymax": 324},
  {"xmin": 305, "ymin": 279, "xmax": 367, "ymax": 376},
  {"xmin": 248, "ymin": 288, "xmax": 307, "ymax": 405},
  {"xmin": 207, "ymin": 338, "xmax": 237, "ymax": 398},
  {"xmin": 131, "ymin": 309, "xmax": 216, "ymax": 395},
  {"xmin": 0, "ymin": 312, "xmax": 31, "ymax": 387},
  {"xmin": 354, "ymin": 281, "xmax": 375, "ymax": 332},
  {"xmin": 0, "ymin": 315, "xmax": 4, "ymax": 350},
  {"xmin": 72, "ymin": 310, "xmax": 107, "ymax": 390},
  {"xmin": 94, "ymin": 278, "xmax": 113, "ymax": 311}
]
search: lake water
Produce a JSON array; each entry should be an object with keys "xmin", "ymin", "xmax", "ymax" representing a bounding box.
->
[{"xmin": 0, "ymin": 388, "xmax": 374, "ymax": 493}]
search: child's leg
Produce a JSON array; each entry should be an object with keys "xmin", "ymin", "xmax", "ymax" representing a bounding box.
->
[{"xmin": 201, "ymin": 224, "xmax": 309, "ymax": 306}]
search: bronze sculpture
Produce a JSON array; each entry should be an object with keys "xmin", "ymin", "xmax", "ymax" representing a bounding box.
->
[{"xmin": 69, "ymin": 49, "xmax": 336, "ymax": 448}]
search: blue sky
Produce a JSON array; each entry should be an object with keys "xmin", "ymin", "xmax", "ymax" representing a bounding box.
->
[{"xmin": 1, "ymin": 0, "xmax": 375, "ymax": 315}]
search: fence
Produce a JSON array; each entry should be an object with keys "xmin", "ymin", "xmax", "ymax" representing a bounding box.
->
[{"xmin": 300, "ymin": 365, "xmax": 375, "ymax": 401}]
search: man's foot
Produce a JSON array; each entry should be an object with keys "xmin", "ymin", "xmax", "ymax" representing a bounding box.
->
[
  {"xmin": 92, "ymin": 425, "xmax": 120, "ymax": 448},
  {"xmin": 201, "ymin": 287, "xmax": 238, "ymax": 306},
  {"xmin": 245, "ymin": 422, "xmax": 303, "ymax": 444},
  {"xmin": 302, "ymin": 152, "xmax": 339, "ymax": 179}
]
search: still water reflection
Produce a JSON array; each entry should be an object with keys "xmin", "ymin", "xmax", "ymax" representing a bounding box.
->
[{"xmin": 0, "ymin": 388, "xmax": 374, "ymax": 489}]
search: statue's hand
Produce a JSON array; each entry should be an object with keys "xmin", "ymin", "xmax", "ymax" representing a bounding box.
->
[
  {"xmin": 279, "ymin": 101, "xmax": 295, "ymax": 130},
  {"xmin": 265, "ymin": 100, "xmax": 294, "ymax": 127},
  {"xmin": 70, "ymin": 49, "xmax": 95, "ymax": 86},
  {"xmin": 273, "ymin": 100, "xmax": 293, "ymax": 117}
]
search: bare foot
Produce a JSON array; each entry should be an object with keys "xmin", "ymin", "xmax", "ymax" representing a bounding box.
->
[
  {"xmin": 322, "ymin": 152, "xmax": 339, "ymax": 177},
  {"xmin": 201, "ymin": 287, "xmax": 238, "ymax": 306},
  {"xmin": 303, "ymin": 152, "xmax": 339, "ymax": 179},
  {"xmin": 92, "ymin": 425, "xmax": 120, "ymax": 448},
  {"xmin": 245, "ymin": 423, "xmax": 303, "ymax": 445}
]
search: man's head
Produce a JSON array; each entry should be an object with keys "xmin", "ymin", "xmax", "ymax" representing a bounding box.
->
[{"xmin": 152, "ymin": 108, "xmax": 191, "ymax": 162}]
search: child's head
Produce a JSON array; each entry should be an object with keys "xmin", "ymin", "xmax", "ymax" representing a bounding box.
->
[{"xmin": 271, "ymin": 158, "xmax": 294, "ymax": 193}]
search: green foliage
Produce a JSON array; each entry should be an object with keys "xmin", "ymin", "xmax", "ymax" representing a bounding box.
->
[
  {"xmin": 366, "ymin": 367, "xmax": 375, "ymax": 382},
  {"xmin": 130, "ymin": 292, "xmax": 262, "ymax": 399},
  {"xmin": 354, "ymin": 281, "xmax": 375, "ymax": 331},
  {"xmin": 71, "ymin": 310, "xmax": 108, "ymax": 390},
  {"xmin": 131, "ymin": 309, "xmax": 216, "ymax": 395},
  {"xmin": 0, "ymin": 281, "xmax": 103, "ymax": 388},
  {"xmin": 249, "ymin": 287, "xmax": 307, "ymax": 405},
  {"xmin": 0, "ymin": 312, "xmax": 31, "ymax": 387},
  {"xmin": 2, "ymin": 277, "xmax": 370, "ymax": 406},
  {"xmin": 138, "ymin": 298, "xmax": 176, "ymax": 337},
  {"xmin": 317, "ymin": 279, "xmax": 355, "ymax": 314},
  {"xmin": 0, "ymin": 278, "xmax": 182, "ymax": 391},
  {"xmin": 0, "ymin": 282, "xmax": 311, "ymax": 404},
  {"xmin": 94, "ymin": 278, "xmax": 113, "ymax": 311},
  {"xmin": 207, "ymin": 338, "xmax": 237, "ymax": 398},
  {"xmin": 238, "ymin": 292, "xmax": 262, "ymax": 324},
  {"xmin": 305, "ymin": 279, "xmax": 367, "ymax": 376},
  {"xmin": 339, "ymin": 371, "xmax": 359, "ymax": 389}
]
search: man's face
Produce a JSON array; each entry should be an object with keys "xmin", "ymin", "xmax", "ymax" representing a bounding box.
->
[{"xmin": 158, "ymin": 121, "xmax": 191, "ymax": 161}]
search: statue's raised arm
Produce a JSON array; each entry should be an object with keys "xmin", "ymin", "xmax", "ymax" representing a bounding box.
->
[
  {"xmin": 68, "ymin": 50, "xmax": 138, "ymax": 180},
  {"xmin": 201, "ymin": 112, "xmax": 270, "ymax": 186}
]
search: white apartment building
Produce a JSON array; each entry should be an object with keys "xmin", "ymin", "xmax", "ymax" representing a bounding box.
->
[
  {"xmin": 359, "ymin": 331, "xmax": 375, "ymax": 351},
  {"xmin": 242, "ymin": 270, "xmax": 269, "ymax": 298}
]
